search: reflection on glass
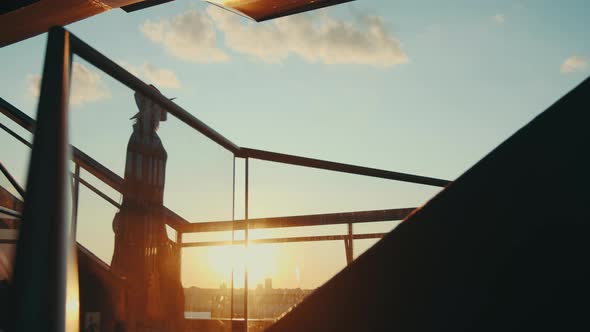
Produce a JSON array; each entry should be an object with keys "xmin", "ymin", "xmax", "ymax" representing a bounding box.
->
[{"xmin": 53, "ymin": 36, "xmax": 441, "ymax": 332}]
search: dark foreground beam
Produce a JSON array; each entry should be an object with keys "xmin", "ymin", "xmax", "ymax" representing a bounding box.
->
[
  {"xmin": 267, "ymin": 77, "xmax": 590, "ymax": 332},
  {"xmin": 11, "ymin": 27, "xmax": 76, "ymax": 332}
]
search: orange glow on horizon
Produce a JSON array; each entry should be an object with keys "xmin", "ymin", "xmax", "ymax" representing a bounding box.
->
[{"xmin": 206, "ymin": 244, "xmax": 278, "ymax": 289}]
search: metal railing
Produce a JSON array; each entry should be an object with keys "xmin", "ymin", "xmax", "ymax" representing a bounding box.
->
[
  {"xmin": 2, "ymin": 96, "xmax": 426, "ymax": 242},
  {"xmin": 1, "ymin": 26, "xmax": 451, "ymax": 331}
]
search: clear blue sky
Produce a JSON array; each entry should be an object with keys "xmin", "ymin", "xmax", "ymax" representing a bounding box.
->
[{"xmin": 1, "ymin": 0, "xmax": 589, "ymax": 289}]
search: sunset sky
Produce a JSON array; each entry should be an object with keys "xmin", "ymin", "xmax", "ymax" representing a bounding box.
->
[{"xmin": 1, "ymin": 0, "xmax": 589, "ymax": 291}]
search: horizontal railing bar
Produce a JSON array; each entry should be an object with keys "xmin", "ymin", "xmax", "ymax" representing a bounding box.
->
[
  {"xmin": 240, "ymin": 147, "xmax": 451, "ymax": 187},
  {"xmin": 0, "ymin": 121, "xmax": 32, "ymax": 148},
  {"xmin": 74, "ymin": 174, "xmax": 121, "ymax": 209},
  {"xmin": 182, "ymin": 208, "xmax": 414, "ymax": 233},
  {"xmin": 0, "ymin": 97, "xmax": 34, "ymax": 132},
  {"xmin": 68, "ymin": 33, "xmax": 241, "ymax": 155},
  {"xmin": 181, "ymin": 232, "xmax": 387, "ymax": 247},
  {"xmin": 74, "ymin": 176, "xmax": 190, "ymax": 237},
  {"xmin": 0, "ymin": 206, "xmax": 22, "ymax": 219}
]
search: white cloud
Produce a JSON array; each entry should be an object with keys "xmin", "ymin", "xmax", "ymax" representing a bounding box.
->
[
  {"xmin": 141, "ymin": 9, "xmax": 229, "ymax": 63},
  {"xmin": 27, "ymin": 62, "xmax": 110, "ymax": 105},
  {"xmin": 207, "ymin": 7, "xmax": 408, "ymax": 67},
  {"xmin": 119, "ymin": 61, "xmax": 181, "ymax": 89},
  {"xmin": 560, "ymin": 56, "xmax": 588, "ymax": 74},
  {"xmin": 491, "ymin": 14, "xmax": 505, "ymax": 24},
  {"xmin": 26, "ymin": 74, "xmax": 40, "ymax": 100},
  {"xmin": 141, "ymin": 7, "xmax": 407, "ymax": 67}
]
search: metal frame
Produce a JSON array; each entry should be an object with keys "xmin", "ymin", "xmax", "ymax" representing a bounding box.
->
[
  {"xmin": 180, "ymin": 207, "xmax": 415, "ymax": 233},
  {"xmin": 181, "ymin": 232, "xmax": 388, "ymax": 248},
  {"xmin": 1, "ymin": 26, "xmax": 453, "ymax": 331}
]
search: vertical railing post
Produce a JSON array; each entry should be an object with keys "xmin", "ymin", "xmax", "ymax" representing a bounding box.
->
[
  {"xmin": 176, "ymin": 231, "xmax": 183, "ymax": 271},
  {"xmin": 243, "ymin": 157, "xmax": 249, "ymax": 331},
  {"xmin": 231, "ymin": 157, "xmax": 236, "ymax": 324},
  {"xmin": 11, "ymin": 26, "xmax": 79, "ymax": 332},
  {"xmin": 344, "ymin": 240, "xmax": 350, "ymax": 265},
  {"xmin": 71, "ymin": 164, "xmax": 80, "ymax": 236},
  {"xmin": 347, "ymin": 223, "xmax": 354, "ymax": 265}
]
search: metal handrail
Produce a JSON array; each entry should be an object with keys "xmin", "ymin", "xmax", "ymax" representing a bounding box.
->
[
  {"xmin": 66, "ymin": 30, "xmax": 450, "ymax": 188},
  {"xmin": 68, "ymin": 34, "xmax": 241, "ymax": 155},
  {"xmin": 182, "ymin": 232, "xmax": 387, "ymax": 248},
  {"xmin": 240, "ymin": 148, "xmax": 451, "ymax": 187}
]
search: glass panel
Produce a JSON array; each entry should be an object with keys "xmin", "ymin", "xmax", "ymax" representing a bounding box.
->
[
  {"xmin": 247, "ymin": 158, "xmax": 440, "ymax": 323},
  {"xmin": 74, "ymin": 167, "xmax": 121, "ymax": 206},
  {"xmin": 182, "ymin": 243, "xmax": 238, "ymax": 312},
  {"xmin": 64, "ymin": 36, "xmax": 443, "ymax": 330},
  {"xmin": 0, "ymin": 113, "xmax": 31, "ymax": 198},
  {"xmin": 249, "ymin": 159, "xmax": 441, "ymax": 218},
  {"xmin": 68, "ymin": 54, "xmax": 236, "ymax": 330},
  {"xmin": 75, "ymin": 182, "xmax": 118, "ymax": 264},
  {"xmin": 0, "ymin": 34, "xmax": 45, "ymax": 123}
]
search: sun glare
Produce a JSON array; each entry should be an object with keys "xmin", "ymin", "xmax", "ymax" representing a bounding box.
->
[{"xmin": 206, "ymin": 244, "xmax": 278, "ymax": 289}]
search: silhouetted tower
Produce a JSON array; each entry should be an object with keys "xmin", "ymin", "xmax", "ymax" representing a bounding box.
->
[{"xmin": 111, "ymin": 85, "xmax": 184, "ymax": 331}]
